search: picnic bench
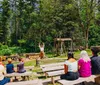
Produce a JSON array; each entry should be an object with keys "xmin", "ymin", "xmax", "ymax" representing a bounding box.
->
[
  {"xmin": 58, "ymin": 75, "xmax": 97, "ymax": 85},
  {"xmin": 41, "ymin": 62, "xmax": 100, "ymax": 85},
  {"xmin": 5, "ymin": 79, "xmax": 43, "ymax": 85},
  {"xmin": 25, "ymin": 53, "xmax": 40, "ymax": 59},
  {"xmin": 40, "ymin": 62, "xmax": 64, "ymax": 84},
  {"xmin": 5, "ymin": 71, "xmax": 33, "ymax": 80}
]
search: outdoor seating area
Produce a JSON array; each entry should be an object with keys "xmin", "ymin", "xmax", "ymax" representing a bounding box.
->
[{"xmin": 0, "ymin": 0, "xmax": 100, "ymax": 85}]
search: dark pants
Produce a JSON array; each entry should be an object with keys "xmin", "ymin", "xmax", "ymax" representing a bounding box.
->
[
  {"xmin": 60, "ymin": 72, "xmax": 79, "ymax": 80},
  {"xmin": 0, "ymin": 77, "xmax": 10, "ymax": 85}
]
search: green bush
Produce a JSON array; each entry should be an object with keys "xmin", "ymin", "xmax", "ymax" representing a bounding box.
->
[{"xmin": 0, "ymin": 44, "xmax": 26, "ymax": 55}]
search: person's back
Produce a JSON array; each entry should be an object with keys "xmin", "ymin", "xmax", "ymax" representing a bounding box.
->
[
  {"xmin": 91, "ymin": 56, "xmax": 100, "ymax": 74},
  {"xmin": 78, "ymin": 50, "xmax": 91, "ymax": 77},
  {"xmin": 17, "ymin": 58, "xmax": 26, "ymax": 73},
  {"xmin": 65, "ymin": 60, "xmax": 78, "ymax": 72},
  {"xmin": 60, "ymin": 52, "xmax": 79, "ymax": 80},
  {"xmin": 6, "ymin": 63, "xmax": 14, "ymax": 73},
  {"xmin": 91, "ymin": 47, "xmax": 100, "ymax": 74},
  {"xmin": 17, "ymin": 62, "xmax": 26, "ymax": 73},
  {"xmin": 78, "ymin": 59, "xmax": 91, "ymax": 77},
  {"xmin": 6, "ymin": 59, "xmax": 14, "ymax": 74},
  {"xmin": 0, "ymin": 65, "xmax": 10, "ymax": 85},
  {"xmin": 0, "ymin": 65, "xmax": 5, "ymax": 81}
]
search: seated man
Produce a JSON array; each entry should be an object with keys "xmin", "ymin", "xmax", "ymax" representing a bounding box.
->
[
  {"xmin": 17, "ymin": 58, "xmax": 26, "ymax": 73},
  {"xmin": 6, "ymin": 58, "xmax": 14, "ymax": 73},
  {"xmin": 91, "ymin": 47, "xmax": 100, "ymax": 74}
]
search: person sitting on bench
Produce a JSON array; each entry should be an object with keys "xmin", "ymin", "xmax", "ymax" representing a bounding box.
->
[
  {"xmin": 6, "ymin": 58, "xmax": 15, "ymax": 74},
  {"xmin": 60, "ymin": 52, "xmax": 79, "ymax": 80},
  {"xmin": 78, "ymin": 50, "xmax": 91, "ymax": 77},
  {"xmin": 17, "ymin": 58, "xmax": 26, "ymax": 73},
  {"xmin": 91, "ymin": 47, "xmax": 100, "ymax": 74},
  {"xmin": 0, "ymin": 58, "xmax": 13, "ymax": 85}
]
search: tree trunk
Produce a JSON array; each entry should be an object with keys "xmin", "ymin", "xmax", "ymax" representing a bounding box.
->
[{"xmin": 85, "ymin": 28, "xmax": 89, "ymax": 49}]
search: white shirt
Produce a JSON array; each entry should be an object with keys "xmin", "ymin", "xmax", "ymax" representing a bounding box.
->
[
  {"xmin": 40, "ymin": 47, "xmax": 44, "ymax": 51},
  {"xmin": 0, "ymin": 65, "xmax": 5, "ymax": 80},
  {"xmin": 65, "ymin": 60, "xmax": 78, "ymax": 72}
]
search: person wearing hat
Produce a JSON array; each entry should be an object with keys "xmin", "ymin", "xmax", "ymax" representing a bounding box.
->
[
  {"xmin": 6, "ymin": 58, "xmax": 14, "ymax": 74},
  {"xmin": 91, "ymin": 47, "xmax": 100, "ymax": 74}
]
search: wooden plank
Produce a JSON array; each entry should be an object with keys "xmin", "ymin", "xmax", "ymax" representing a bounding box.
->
[
  {"xmin": 55, "ymin": 38, "xmax": 72, "ymax": 41},
  {"xmin": 58, "ymin": 75, "xmax": 97, "ymax": 85},
  {"xmin": 42, "ymin": 66, "xmax": 64, "ymax": 72},
  {"xmin": 5, "ymin": 71, "xmax": 32, "ymax": 77},
  {"xmin": 5, "ymin": 80, "xmax": 43, "ymax": 85},
  {"xmin": 40, "ymin": 62, "xmax": 64, "ymax": 69},
  {"xmin": 47, "ymin": 70, "xmax": 64, "ymax": 77}
]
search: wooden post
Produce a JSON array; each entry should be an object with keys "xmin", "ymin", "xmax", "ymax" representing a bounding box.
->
[
  {"xmin": 60, "ymin": 41, "xmax": 63, "ymax": 55},
  {"xmin": 95, "ymin": 76, "xmax": 100, "ymax": 84},
  {"xmin": 51, "ymin": 76, "xmax": 55, "ymax": 85},
  {"xmin": 36, "ymin": 58, "xmax": 39, "ymax": 66}
]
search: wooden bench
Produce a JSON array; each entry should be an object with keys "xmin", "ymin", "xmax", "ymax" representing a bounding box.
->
[
  {"xmin": 40, "ymin": 62, "xmax": 64, "ymax": 69},
  {"xmin": 40, "ymin": 62, "xmax": 64, "ymax": 77},
  {"xmin": 5, "ymin": 79, "xmax": 43, "ymax": 85},
  {"xmin": 57, "ymin": 75, "xmax": 97, "ymax": 85},
  {"xmin": 41, "ymin": 62, "xmax": 100, "ymax": 85},
  {"xmin": 5, "ymin": 71, "xmax": 33, "ymax": 80},
  {"xmin": 25, "ymin": 53, "xmax": 40, "ymax": 59},
  {"xmin": 40, "ymin": 62, "xmax": 64, "ymax": 84}
]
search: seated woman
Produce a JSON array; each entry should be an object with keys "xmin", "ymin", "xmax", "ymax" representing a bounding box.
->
[
  {"xmin": 60, "ymin": 52, "xmax": 79, "ymax": 80},
  {"xmin": 17, "ymin": 58, "xmax": 26, "ymax": 73},
  {"xmin": 6, "ymin": 58, "xmax": 14, "ymax": 73},
  {"xmin": 78, "ymin": 50, "xmax": 91, "ymax": 77},
  {"xmin": 0, "ymin": 60, "xmax": 12, "ymax": 85}
]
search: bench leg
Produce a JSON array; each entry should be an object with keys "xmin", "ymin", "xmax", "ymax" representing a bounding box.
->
[
  {"xmin": 21, "ymin": 76, "xmax": 26, "ymax": 80},
  {"xmin": 44, "ymin": 72, "xmax": 48, "ymax": 78},
  {"xmin": 95, "ymin": 76, "xmax": 100, "ymax": 84},
  {"xmin": 51, "ymin": 76, "xmax": 55, "ymax": 85},
  {"xmin": 26, "ymin": 76, "xmax": 29, "ymax": 80}
]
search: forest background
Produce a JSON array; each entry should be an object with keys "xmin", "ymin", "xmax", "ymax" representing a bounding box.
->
[{"xmin": 0, "ymin": 0, "xmax": 100, "ymax": 56}]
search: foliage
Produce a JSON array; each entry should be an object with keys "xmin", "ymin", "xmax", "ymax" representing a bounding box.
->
[
  {"xmin": 0, "ymin": 44, "xmax": 26, "ymax": 55},
  {"xmin": 0, "ymin": 0, "xmax": 100, "ymax": 54}
]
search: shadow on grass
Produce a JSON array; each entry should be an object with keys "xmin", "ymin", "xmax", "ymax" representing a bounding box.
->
[{"xmin": 38, "ymin": 76, "xmax": 46, "ymax": 79}]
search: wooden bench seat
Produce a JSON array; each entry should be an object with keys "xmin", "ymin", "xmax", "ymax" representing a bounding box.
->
[
  {"xmin": 42, "ymin": 66, "xmax": 64, "ymax": 72},
  {"xmin": 47, "ymin": 70, "xmax": 64, "ymax": 77},
  {"xmin": 40, "ymin": 62, "xmax": 64, "ymax": 69},
  {"xmin": 58, "ymin": 75, "xmax": 97, "ymax": 85},
  {"xmin": 5, "ymin": 79, "xmax": 43, "ymax": 85},
  {"xmin": 5, "ymin": 71, "xmax": 32, "ymax": 80}
]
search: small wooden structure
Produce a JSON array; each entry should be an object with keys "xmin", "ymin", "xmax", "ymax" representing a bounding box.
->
[{"xmin": 54, "ymin": 38, "xmax": 73, "ymax": 55}]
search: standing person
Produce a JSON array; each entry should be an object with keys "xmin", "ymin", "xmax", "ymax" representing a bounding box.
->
[
  {"xmin": 60, "ymin": 52, "xmax": 79, "ymax": 80},
  {"xmin": 6, "ymin": 58, "xmax": 14, "ymax": 74},
  {"xmin": 78, "ymin": 50, "xmax": 91, "ymax": 77},
  {"xmin": 91, "ymin": 47, "xmax": 100, "ymax": 74},
  {"xmin": 17, "ymin": 58, "xmax": 26, "ymax": 73},
  {"xmin": 39, "ymin": 43, "xmax": 45, "ymax": 59}
]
